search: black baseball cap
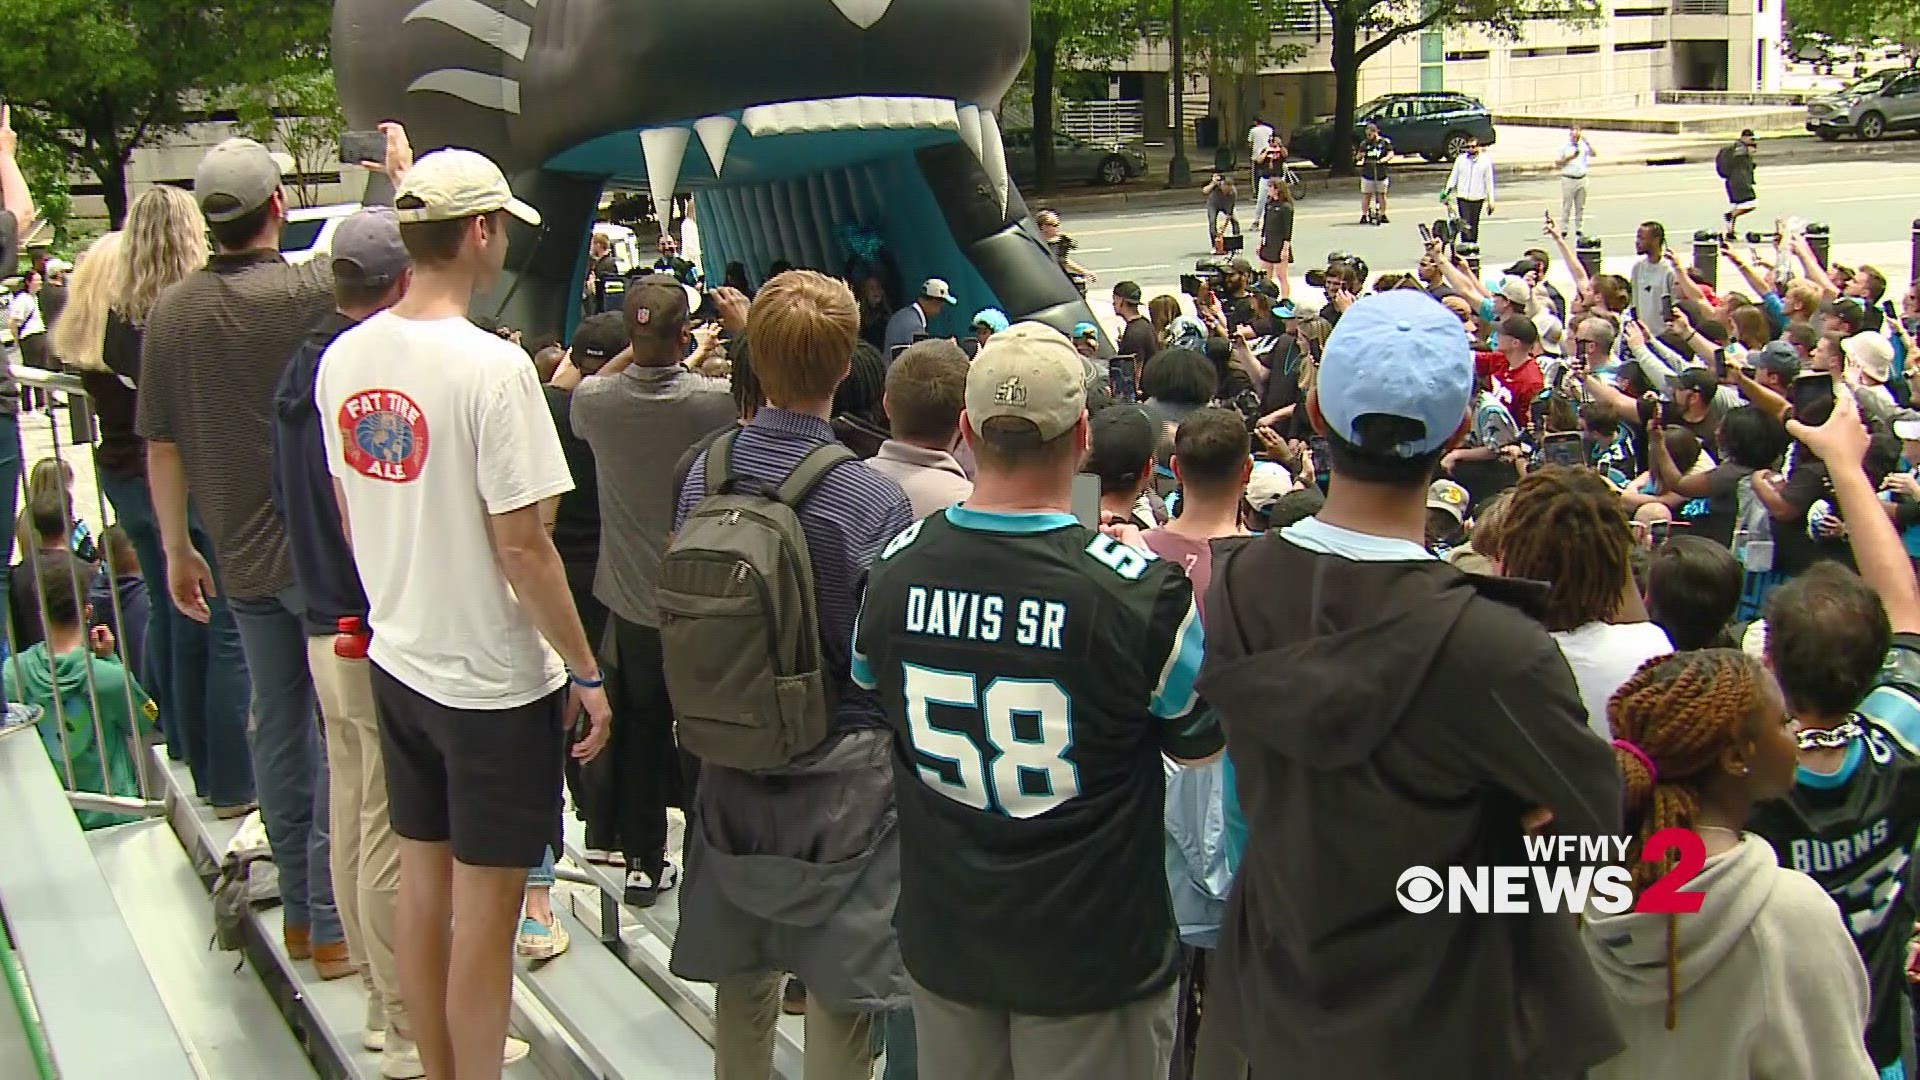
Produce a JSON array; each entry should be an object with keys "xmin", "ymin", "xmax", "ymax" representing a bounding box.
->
[
  {"xmin": 571, "ymin": 311, "xmax": 628, "ymax": 364},
  {"xmin": 1675, "ymin": 367, "xmax": 1718, "ymax": 398},
  {"xmin": 1085, "ymin": 405, "xmax": 1159, "ymax": 485},
  {"xmin": 1113, "ymin": 281, "xmax": 1144, "ymax": 304},
  {"xmin": 1250, "ymin": 278, "xmax": 1281, "ymax": 301},
  {"xmin": 1505, "ymin": 257, "xmax": 1541, "ymax": 278},
  {"xmin": 1823, "ymin": 297, "xmax": 1867, "ymax": 333}
]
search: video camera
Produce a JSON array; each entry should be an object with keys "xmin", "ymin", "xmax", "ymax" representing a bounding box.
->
[
  {"xmin": 1304, "ymin": 250, "xmax": 1369, "ymax": 291},
  {"xmin": 1180, "ymin": 255, "xmax": 1243, "ymax": 298}
]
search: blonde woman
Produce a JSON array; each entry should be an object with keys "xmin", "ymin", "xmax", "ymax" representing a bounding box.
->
[{"xmin": 62, "ymin": 188, "xmax": 250, "ymax": 815}]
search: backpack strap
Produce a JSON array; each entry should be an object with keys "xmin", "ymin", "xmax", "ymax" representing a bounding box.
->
[
  {"xmin": 773, "ymin": 443, "xmax": 857, "ymax": 507},
  {"xmin": 704, "ymin": 429, "xmax": 740, "ymax": 499}
]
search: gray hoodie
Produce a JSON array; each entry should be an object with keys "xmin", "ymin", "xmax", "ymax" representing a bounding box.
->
[{"xmin": 1582, "ymin": 835, "xmax": 1876, "ymax": 1080}]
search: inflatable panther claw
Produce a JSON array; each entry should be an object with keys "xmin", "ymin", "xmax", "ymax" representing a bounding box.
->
[{"xmin": 333, "ymin": 0, "xmax": 1107, "ymax": 346}]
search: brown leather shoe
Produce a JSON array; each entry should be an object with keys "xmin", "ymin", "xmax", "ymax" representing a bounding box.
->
[
  {"xmin": 285, "ymin": 925, "xmax": 312, "ymax": 961},
  {"xmin": 313, "ymin": 942, "xmax": 354, "ymax": 982}
]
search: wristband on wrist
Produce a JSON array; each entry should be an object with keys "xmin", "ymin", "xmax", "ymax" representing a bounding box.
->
[{"xmin": 569, "ymin": 669, "xmax": 604, "ymax": 689}]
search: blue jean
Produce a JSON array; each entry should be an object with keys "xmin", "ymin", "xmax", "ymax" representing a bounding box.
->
[
  {"xmin": 883, "ymin": 1008, "xmax": 917, "ymax": 1080},
  {"xmin": 527, "ymin": 846, "xmax": 556, "ymax": 888},
  {"xmin": 0, "ymin": 415, "xmax": 18, "ymax": 653},
  {"xmin": 100, "ymin": 472, "xmax": 255, "ymax": 806},
  {"xmin": 230, "ymin": 585, "xmax": 340, "ymax": 945}
]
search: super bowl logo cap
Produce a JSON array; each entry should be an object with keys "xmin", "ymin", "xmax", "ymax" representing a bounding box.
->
[{"xmin": 966, "ymin": 322, "xmax": 1087, "ymax": 442}]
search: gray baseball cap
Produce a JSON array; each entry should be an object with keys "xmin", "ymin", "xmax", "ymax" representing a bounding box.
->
[
  {"xmin": 330, "ymin": 209, "xmax": 409, "ymax": 286},
  {"xmin": 193, "ymin": 138, "xmax": 288, "ymax": 223}
]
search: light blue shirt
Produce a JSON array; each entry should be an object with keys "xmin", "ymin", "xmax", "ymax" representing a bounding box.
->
[{"xmin": 1281, "ymin": 516, "xmax": 1437, "ymax": 562}]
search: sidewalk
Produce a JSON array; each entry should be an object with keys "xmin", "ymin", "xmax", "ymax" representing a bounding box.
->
[{"xmin": 1044, "ymin": 125, "xmax": 1920, "ymax": 214}]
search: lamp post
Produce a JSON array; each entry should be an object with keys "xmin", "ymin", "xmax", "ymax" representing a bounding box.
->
[{"xmin": 1168, "ymin": 0, "xmax": 1192, "ymax": 187}]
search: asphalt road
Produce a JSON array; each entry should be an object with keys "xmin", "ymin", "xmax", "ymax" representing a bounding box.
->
[{"xmin": 1063, "ymin": 152, "xmax": 1920, "ymax": 311}]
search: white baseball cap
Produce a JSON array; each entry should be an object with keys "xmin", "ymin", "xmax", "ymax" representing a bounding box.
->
[
  {"xmin": 394, "ymin": 149, "xmax": 541, "ymax": 227},
  {"xmin": 921, "ymin": 278, "xmax": 955, "ymax": 304}
]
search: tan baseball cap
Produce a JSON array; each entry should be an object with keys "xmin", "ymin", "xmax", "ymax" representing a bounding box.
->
[
  {"xmin": 394, "ymin": 149, "xmax": 541, "ymax": 227},
  {"xmin": 965, "ymin": 322, "xmax": 1087, "ymax": 442}
]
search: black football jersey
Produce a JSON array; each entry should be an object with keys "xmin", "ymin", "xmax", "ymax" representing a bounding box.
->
[
  {"xmin": 853, "ymin": 506, "xmax": 1221, "ymax": 1015},
  {"xmin": 1747, "ymin": 634, "xmax": 1920, "ymax": 1071}
]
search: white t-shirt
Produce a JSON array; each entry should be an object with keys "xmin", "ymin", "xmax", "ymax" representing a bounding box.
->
[
  {"xmin": 317, "ymin": 311, "xmax": 573, "ymax": 710},
  {"xmin": 1249, "ymin": 123, "xmax": 1274, "ymax": 159},
  {"xmin": 7, "ymin": 292, "xmax": 43, "ymax": 338},
  {"xmin": 1552, "ymin": 621, "xmax": 1674, "ymax": 740}
]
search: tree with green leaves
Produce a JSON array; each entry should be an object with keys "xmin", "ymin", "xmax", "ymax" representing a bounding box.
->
[
  {"xmin": 0, "ymin": 0, "xmax": 331, "ymax": 227},
  {"xmin": 1030, "ymin": 0, "xmax": 1145, "ymax": 194},
  {"xmin": 1784, "ymin": 0, "xmax": 1919, "ymax": 53},
  {"xmin": 1319, "ymin": 0, "xmax": 1602, "ymax": 174},
  {"xmin": 1154, "ymin": 0, "xmax": 1305, "ymax": 169},
  {"xmin": 222, "ymin": 63, "xmax": 345, "ymax": 210}
]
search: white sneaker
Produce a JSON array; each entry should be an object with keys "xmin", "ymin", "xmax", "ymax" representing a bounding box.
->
[
  {"xmin": 363, "ymin": 993, "xmax": 386, "ymax": 1051},
  {"xmin": 382, "ymin": 1035, "xmax": 530, "ymax": 1078},
  {"xmin": 624, "ymin": 862, "xmax": 678, "ymax": 908},
  {"xmin": 584, "ymin": 848, "xmax": 624, "ymax": 866}
]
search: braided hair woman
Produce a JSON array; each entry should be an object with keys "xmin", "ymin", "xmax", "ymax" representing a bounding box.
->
[{"xmin": 1582, "ymin": 649, "xmax": 1874, "ymax": 1079}]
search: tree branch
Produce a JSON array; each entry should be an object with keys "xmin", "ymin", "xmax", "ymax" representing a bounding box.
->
[{"xmin": 1354, "ymin": 2, "xmax": 1450, "ymax": 63}]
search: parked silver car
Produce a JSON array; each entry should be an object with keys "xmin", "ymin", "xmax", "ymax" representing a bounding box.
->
[
  {"xmin": 1003, "ymin": 129, "xmax": 1148, "ymax": 186},
  {"xmin": 1806, "ymin": 68, "xmax": 1920, "ymax": 141}
]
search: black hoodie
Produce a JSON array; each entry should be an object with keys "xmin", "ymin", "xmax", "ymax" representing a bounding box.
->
[{"xmin": 1196, "ymin": 528, "xmax": 1625, "ymax": 1079}]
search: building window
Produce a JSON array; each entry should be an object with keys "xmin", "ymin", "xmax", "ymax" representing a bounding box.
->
[
  {"xmin": 1568, "ymin": 44, "xmax": 1601, "ymax": 55},
  {"xmin": 1614, "ymin": 5, "xmax": 1668, "ymax": 13},
  {"xmin": 1614, "ymin": 39, "xmax": 1666, "ymax": 51},
  {"xmin": 1445, "ymin": 49, "xmax": 1492, "ymax": 61}
]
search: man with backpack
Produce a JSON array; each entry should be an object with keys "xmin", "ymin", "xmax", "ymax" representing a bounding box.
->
[
  {"xmin": 1717, "ymin": 130, "xmax": 1759, "ymax": 241},
  {"xmin": 660, "ymin": 269, "xmax": 913, "ymax": 1080}
]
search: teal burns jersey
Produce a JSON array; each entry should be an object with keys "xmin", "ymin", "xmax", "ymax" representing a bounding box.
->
[{"xmin": 853, "ymin": 505, "xmax": 1221, "ymax": 1015}]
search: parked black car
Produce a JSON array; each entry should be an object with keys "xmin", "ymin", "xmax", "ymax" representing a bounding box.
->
[{"xmin": 1293, "ymin": 92, "xmax": 1499, "ymax": 169}]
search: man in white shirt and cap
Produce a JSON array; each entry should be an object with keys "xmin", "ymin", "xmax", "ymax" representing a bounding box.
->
[{"xmin": 884, "ymin": 277, "xmax": 955, "ymax": 357}]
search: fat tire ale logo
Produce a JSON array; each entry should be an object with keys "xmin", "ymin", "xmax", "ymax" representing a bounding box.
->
[{"xmin": 340, "ymin": 389, "xmax": 430, "ymax": 483}]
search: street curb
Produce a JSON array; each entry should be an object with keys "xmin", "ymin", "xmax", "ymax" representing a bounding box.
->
[{"xmin": 1040, "ymin": 133, "xmax": 1918, "ymax": 214}]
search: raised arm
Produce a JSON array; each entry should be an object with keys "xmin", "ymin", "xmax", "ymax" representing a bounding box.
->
[
  {"xmin": 1789, "ymin": 390, "xmax": 1920, "ymax": 634},
  {"xmin": 0, "ymin": 106, "xmax": 36, "ymax": 242}
]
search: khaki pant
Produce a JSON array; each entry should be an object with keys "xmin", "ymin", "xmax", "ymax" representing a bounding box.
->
[
  {"xmin": 309, "ymin": 637, "xmax": 405, "ymax": 1034},
  {"xmin": 714, "ymin": 972, "xmax": 874, "ymax": 1080},
  {"xmin": 909, "ymin": 977, "xmax": 1176, "ymax": 1080}
]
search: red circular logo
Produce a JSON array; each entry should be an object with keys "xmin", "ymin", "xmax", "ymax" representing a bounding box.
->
[{"xmin": 339, "ymin": 389, "xmax": 430, "ymax": 483}]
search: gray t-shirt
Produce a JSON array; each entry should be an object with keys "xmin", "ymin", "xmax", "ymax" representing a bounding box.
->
[
  {"xmin": 570, "ymin": 364, "xmax": 735, "ymax": 627},
  {"xmin": 1631, "ymin": 258, "xmax": 1678, "ymax": 336}
]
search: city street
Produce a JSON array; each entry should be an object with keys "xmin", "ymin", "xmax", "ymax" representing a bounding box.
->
[{"xmin": 1064, "ymin": 152, "xmax": 1920, "ymax": 325}]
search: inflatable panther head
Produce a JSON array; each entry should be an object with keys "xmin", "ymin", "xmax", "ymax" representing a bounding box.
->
[{"xmin": 333, "ymin": 0, "xmax": 1102, "ymax": 344}]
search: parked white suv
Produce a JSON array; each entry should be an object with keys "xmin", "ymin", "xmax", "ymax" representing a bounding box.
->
[{"xmin": 279, "ymin": 203, "xmax": 363, "ymax": 265}]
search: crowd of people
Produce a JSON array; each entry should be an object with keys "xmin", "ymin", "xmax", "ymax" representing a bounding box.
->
[{"xmin": 8, "ymin": 88, "xmax": 1920, "ymax": 1080}]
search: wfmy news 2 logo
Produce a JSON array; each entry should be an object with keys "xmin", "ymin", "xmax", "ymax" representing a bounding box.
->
[{"xmin": 1396, "ymin": 829, "xmax": 1707, "ymax": 916}]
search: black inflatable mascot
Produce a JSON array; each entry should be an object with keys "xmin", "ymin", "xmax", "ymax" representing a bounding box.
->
[{"xmin": 332, "ymin": 0, "xmax": 1107, "ymax": 347}]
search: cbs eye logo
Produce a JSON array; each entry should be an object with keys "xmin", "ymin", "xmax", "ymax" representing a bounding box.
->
[{"xmin": 1395, "ymin": 866, "xmax": 1445, "ymax": 914}]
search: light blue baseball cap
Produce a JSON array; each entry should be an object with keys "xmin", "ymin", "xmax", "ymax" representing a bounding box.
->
[
  {"xmin": 971, "ymin": 307, "xmax": 1010, "ymax": 333},
  {"xmin": 1317, "ymin": 291, "xmax": 1474, "ymax": 458}
]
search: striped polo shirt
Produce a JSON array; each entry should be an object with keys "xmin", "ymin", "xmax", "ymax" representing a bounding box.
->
[
  {"xmin": 135, "ymin": 251, "xmax": 334, "ymax": 600},
  {"xmin": 674, "ymin": 407, "xmax": 912, "ymax": 730}
]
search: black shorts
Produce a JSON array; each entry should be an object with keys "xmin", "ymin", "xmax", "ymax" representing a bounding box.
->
[{"xmin": 371, "ymin": 662, "xmax": 566, "ymax": 867}]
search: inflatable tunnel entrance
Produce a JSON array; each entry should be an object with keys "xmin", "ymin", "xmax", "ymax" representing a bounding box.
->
[{"xmin": 331, "ymin": 0, "xmax": 1105, "ymax": 346}]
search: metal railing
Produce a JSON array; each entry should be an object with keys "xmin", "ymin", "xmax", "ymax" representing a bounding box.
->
[
  {"xmin": 1, "ymin": 362, "xmax": 165, "ymax": 826},
  {"xmin": 1059, "ymin": 99, "xmax": 1148, "ymax": 144}
]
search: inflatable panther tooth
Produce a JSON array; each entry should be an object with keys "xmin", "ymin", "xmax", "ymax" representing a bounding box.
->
[{"xmin": 333, "ymin": 0, "xmax": 1108, "ymax": 347}]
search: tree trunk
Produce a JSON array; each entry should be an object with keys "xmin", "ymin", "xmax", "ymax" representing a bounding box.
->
[
  {"xmin": 1329, "ymin": 13, "xmax": 1360, "ymax": 178},
  {"xmin": 101, "ymin": 155, "xmax": 131, "ymax": 230},
  {"xmin": 1034, "ymin": 34, "xmax": 1059, "ymax": 195}
]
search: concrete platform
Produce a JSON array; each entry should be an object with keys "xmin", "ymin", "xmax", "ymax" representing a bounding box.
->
[{"xmin": 1495, "ymin": 104, "xmax": 1807, "ymax": 136}]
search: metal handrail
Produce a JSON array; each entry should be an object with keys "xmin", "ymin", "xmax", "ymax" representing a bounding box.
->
[{"xmin": 5, "ymin": 363, "xmax": 165, "ymax": 823}]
